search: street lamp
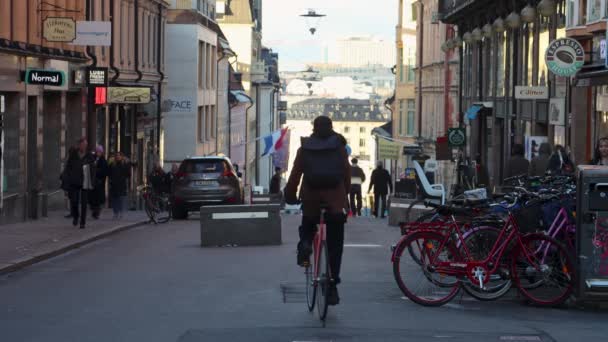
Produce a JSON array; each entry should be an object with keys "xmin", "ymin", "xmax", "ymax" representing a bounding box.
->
[
  {"xmin": 493, "ymin": 17, "xmax": 506, "ymax": 33},
  {"xmin": 472, "ymin": 27, "xmax": 483, "ymax": 41},
  {"xmin": 506, "ymin": 11, "xmax": 521, "ymax": 29},
  {"xmin": 463, "ymin": 31, "xmax": 473, "ymax": 44},
  {"xmin": 521, "ymin": 5, "xmax": 536, "ymax": 23},
  {"xmin": 537, "ymin": 0, "xmax": 557, "ymax": 17},
  {"xmin": 300, "ymin": 9, "xmax": 326, "ymax": 35}
]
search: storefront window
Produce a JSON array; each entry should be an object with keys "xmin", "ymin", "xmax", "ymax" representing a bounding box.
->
[
  {"xmin": 588, "ymin": 0, "xmax": 603, "ymax": 23},
  {"xmin": 497, "ymin": 32, "xmax": 506, "ymax": 97},
  {"xmin": 527, "ymin": 23, "xmax": 535, "ymax": 86},
  {"xmin": 485, "ymin": 38, "xmax": 493, "ymax": 98},
  {"xmin": 538, "ymin": 28, "xmax": 551, "ymax": 86},
  {"xmin": 596, "ymin": 86, "xmax": 608, "ymax": 140}
]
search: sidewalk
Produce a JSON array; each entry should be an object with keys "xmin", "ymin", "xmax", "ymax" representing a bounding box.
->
[{"xmin": 0, "ymin": 209, "xmax": 149, "ymax": 275}]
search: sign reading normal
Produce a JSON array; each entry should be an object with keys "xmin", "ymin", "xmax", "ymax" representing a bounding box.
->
[{"xmin": 25, "ymin": 69, "xmax": 65, "ymax": 86}]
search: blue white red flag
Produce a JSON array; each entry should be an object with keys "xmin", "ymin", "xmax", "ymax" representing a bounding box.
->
[{"xmin": 262, "ymin": 128, "xmax": 289, "ymax": 156}]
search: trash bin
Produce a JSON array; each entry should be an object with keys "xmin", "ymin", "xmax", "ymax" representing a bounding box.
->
[{"xmin": 576, "ymin": 165, "xmax": 608, "ymax": 300}]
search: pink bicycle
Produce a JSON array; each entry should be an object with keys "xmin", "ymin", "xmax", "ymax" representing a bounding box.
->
[{"xmin": 305, "ymin": 208, "xmax": 332, "ymax": 323}]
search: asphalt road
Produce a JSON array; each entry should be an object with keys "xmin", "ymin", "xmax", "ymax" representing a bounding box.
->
[{"xmin": 1, "ymin": 214, "xmax": 607, "ymax": 342}]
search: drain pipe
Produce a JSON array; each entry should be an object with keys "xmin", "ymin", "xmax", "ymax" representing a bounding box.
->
[
  {"xmin": 156, "ymin": 4, "xmax": 165, "ymax": 157},
  {"xmin": 134, "ymin": 0, "xmax": 143, "ymax": 82}
]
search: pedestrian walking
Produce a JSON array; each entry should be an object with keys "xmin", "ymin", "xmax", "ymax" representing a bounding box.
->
[
  {"xmin": 269, "ymin": 167, "xmax": 282, "ymax": 195},
  {"xmin": 62, "ymin": 138, "xmax": 96, "ymax": 228},
  {"xmin": 547, "ymin": 145, "xmax": 574, "ymax": 175},
  {"xmin": 504, "ymin": 144, "xmax": 530, "ymax": 180},
  {"xmin": 591, "ymin": 137, "xmax": 608, "ymax": 165},
  {"xmin": 529, "ymin": 142, "xmax": 551, "ymax": 177},
  {"xmin": 109, "ymin": 152, "xmax": 131, "ymax": 219},
  {"xmin": 368, "ymin": 161, "xmax": 392, "ymax": 218},
  {"xmin": 349, "ymin": 158, "xmax": 366, "ymax": 216},
  {"xmin": 89, "ymin": 145, "xmax": 109, "ymax": 219}
]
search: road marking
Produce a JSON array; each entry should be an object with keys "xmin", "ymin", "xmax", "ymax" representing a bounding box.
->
[
  {"xmin": 344, "ymin": 244, "xmax": 383, "ymax": 248},
  {"xmin": 211, "ymin": 212, "xmax": 269, "ymax": 219},
  {"xmin": 499, "ymin": 337, "xmax": 542, "ymax": 341}
]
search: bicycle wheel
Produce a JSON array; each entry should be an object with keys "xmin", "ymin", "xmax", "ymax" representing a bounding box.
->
[
  {"xmin": 460, "ymin": 226, "xmax": 513, "ymax": 301},
  {"xmin": 511, "ymin": 234, "xmax": 575, "ymax": 306},
  {"xmin": 144, "ymin": 194, "xmax": 158, "ymax": 224},
  {"xmin": 407, "ymin": 212, "xmax": 444, "ymax": 265},
  {"xmin": 305, "ymin": 264, "xmax": 316, "ymax": 312},
  {"xmin": 405, "ymin": 200, "xmax": 426, "ymax": 223},
  {"xmin": 154, "ymin": 195, "xmax": 171, "ymax": 224},
  {"xmin": 316, "ymin": 241, "xmax": 330, "ymax": 321},
  {"xmin": 393, "ymin": 231, "xmax": 461, "ymax": 306}
]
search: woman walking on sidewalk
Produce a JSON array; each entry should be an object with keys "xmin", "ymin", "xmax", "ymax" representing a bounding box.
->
[
  {"xmin": 62, "ymin": 138, "xmax": 96, "ymax": 229},
  {"xmin": 89, "ymin": 145, "xmax": 109, "ymax": 219},
  {"xmin": 109, "ymin": 152, "xmax": 131, "ymax": 219}
]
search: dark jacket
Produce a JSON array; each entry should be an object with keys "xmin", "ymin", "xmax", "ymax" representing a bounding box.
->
[
  {"xmin": 529, "ymin": 143, "xmax": 552, "ymax": 177},
  {"xmin": 109, "ymin": 161, "xmax": 131, "ymax": 197},
  {"xmin": 369, "ymin": 167, "xmax": 392, "ymax": 195},
  {"xmin": 350, "ymin": 165, "xmax": 366, "ymax": 187},
  {"xmin": 505, "ymin": 155, "xmax": 530, "ymax": 179},
  {"xmin": 284, "ymin": 133, "xmax": 351, "ymax": 217},
  {"xmin": 269, "ymin": 174, "xmax": 281, "ymax": 194},
  {"xmin": 62, "ymin": 149, "xmax": 96, "ymax": 191},
  {"xmin": 89, "ymin": 155, "xmax": 109, "ymax": 206}
]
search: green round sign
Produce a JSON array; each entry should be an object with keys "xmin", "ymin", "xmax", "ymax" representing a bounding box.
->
[
  {"xmin": 545, "ymin": 38, "xmax": 584, "ymax": 77},
  {"xmin": 448, "ymin": 128, "xmax": 466, "ymax": 147}
]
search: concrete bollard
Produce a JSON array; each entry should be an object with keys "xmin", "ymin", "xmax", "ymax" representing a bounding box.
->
[{"xmin": 200, "ymin": 204, "xmax": 282, "ymax": 247}]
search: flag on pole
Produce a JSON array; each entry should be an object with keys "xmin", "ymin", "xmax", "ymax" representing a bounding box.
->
[
  {"xmin": 272, "ymin": 128, "xmax": 291, "ymax": 171},
  {"xmin": 262, "ymin": 128, "xmax": 289, "ymax": 156}
]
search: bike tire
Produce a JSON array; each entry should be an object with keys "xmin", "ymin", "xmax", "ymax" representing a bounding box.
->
[
  {"xmin": 316, "ymin": 241, "xmax": 330, "ymax": 321},
  {"xmin": 393, "ymin": 231, "xmax": 461, "ymax": 306},
  {"xmin": 154, "ymin": 195, "xmax": 172, "ymax": 224},
  {"xmin": 460, "ymin": 226, "xmax": 513, "ymax": 301},
  {"xmin": 144, "ymin": 195, "xmax": 158, "ymax": 224},
  {"xmin": 511, "ymin": 234, "xmax": 575, "ymax": 307},
  {"xmin": 406, "ymin": 211, "xmax": 443, "ymax": 265},
  {"xmin": 305, "ymin": 264, "xmax": 316, "ymax": 312}
]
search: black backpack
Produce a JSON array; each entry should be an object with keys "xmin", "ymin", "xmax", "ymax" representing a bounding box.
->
[{"xmin": 301, "ymin": 135, "xmax": 345, "ymax": 189}]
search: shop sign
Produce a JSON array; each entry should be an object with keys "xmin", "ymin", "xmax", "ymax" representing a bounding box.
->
[
  {"xmin": 73, "ymin": 69, "xmax": 85, "ymax": 85},
  {"xmin": 448, "ymin": 128, "xmax": 466, "ymax": 147},
  {"xmin": 24, "ymin": 69, "xmax": 65, "ymax": 86},
  {"xmin": 515, "ymin": 86, "xmax": 549, "ymax": 100},
  {"xmin": 86, "ymin": 67, "xmax": 108, "ymax": 86},
  {"xmin": 107, "ymin": 87, "xmax": 151, "ymax": 104},
  {"xmin": 545, "ymin": 38, "xmax": 584, "ymax": 77},
  {"xmin": 43, "ymin": 17, "xmax": 76, "ymax": 42},
  {"xmin": 72, "ymin": 21, "xmax": 112, "ymax": 46},
  {"xmin": 378, "ymin": 137, "xmax": 401, "ymax": 160},
  {"xmin": 167, "ymin": 97, "xmax": 194, "ymax": 113}
]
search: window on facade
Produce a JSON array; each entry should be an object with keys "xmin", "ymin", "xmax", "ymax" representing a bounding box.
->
[
  {"xmin": 206, "ymin": 44, "xmax": 212, "ymax": 88},
  {"xmin": 344, "ymin": 126, "xmax": 350, "ymax": 133},
  {"xmin": 407, "ymin": 99, "xmax": 415, "ymax": 136},
  {"xmin": 398, "ymin": 47, "xmax": 404, "ymax": 83},
  {"xmin": 198, "ymin": 42, "xmax": 204, "ymax": 88},
  {"xmin": 360, "ymin": 127, "xmax": 366, "ymax": 133},
  {"xmin": 588, "ymin": 0, "xmax": 603, "ymax": 22},
  {"xmin": 398, "ymin": 99, "xmax": 405, "ymax": 136},
  {"xmin": 198, "ymin": 107, "xmax": 205, "ymax": 142},
  {"xmin": 496, "ymin": 33, "xmax": 506, "ymax": 97},
  {"xmin": 359, "ymin": 139, "xmax": 365, "ymax": 147},
  {"xmin": 210, "ymin": 105, "xmax": 216, "ymax": 138}
]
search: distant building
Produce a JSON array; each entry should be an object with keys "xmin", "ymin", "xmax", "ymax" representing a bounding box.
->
[
  {"xmin": 328, "ymin": 37, "xmax": 396, "ymax": 68},
  {"xmin": 309, "ymin": 63, "xmax": 395, "ymax": 97}
]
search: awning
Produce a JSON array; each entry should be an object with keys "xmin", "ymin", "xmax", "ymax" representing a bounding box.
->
[
  {"xmin": 371, "ymin": 121, "xmax": 392, "ymax": 138},
  {"xmin": 229, "ymin": 90, "xmax": 251, "ymax": 104},
  {"xmin": 575, "ymin": 64, "xmax": 608, "ymax": 87},
  {"xmin": 465, "ymin": 102, "xmax": 493, "ymax": 120}
]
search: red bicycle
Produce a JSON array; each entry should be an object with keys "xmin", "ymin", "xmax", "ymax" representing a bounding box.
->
[
  {"xmin": 305, "ymin": 208, "xmax": 332, "ymax": 323},
  {"xmin": 392, "ymin": 204, "xmax": 575, "ymax": 307}
]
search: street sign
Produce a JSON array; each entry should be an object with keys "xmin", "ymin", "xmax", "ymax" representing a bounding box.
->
[
  {"xmin": 43, "ymin": 17, "xmax": 76, "ymax": 42},
  {"xmin": 86, "ymin": 67, "xmax": 108, "ymax": 86},
  {"xmin": 448, "ymin": 128, "xmax": 466, "ymax": 147},
  {"xmin": 72, "ymin": 21, "xmax": 112, "ymax": 46},
  {"xmin": 545, "ymin": 38, "xmax": 584, "ymax": 77},
  {"xmin": 515, "ymin": 86, "xmax": 549, "ymax": 100},
  {"xmin": 107, "ymin": 87, "xmax": 151, "ymax": 104},
  {"xmin": 24, "ymin": 69, "xmax": 65, "ymax": 86}
]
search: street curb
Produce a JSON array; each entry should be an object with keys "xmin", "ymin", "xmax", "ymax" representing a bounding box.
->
[{"xmin": 0, "ymin": 220, "xmax": 150, "ymax": 276}]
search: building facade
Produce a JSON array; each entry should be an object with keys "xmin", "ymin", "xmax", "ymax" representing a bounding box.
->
[
  {"xmin": 440, "ymin": 0, "xmax": 567, "ymax": 187},
  {"xmin": 415, "ymin": 0, "xmax": 459, "ymax": 189},
  {"xmin": 328, "ymin": 37, "xmax": 396, "ymax": 68}
]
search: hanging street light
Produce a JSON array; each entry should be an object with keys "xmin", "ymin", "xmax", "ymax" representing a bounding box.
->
[
  {"xmin": 521, "ymin": 5, "xmax": 536, "ymax": 23},
  {"xmin": 300, "ymin": 9, "xmax": 326, "ymax": 35},
  {"xmin": 493, "ymin": 17, "xmax": 506, "ymax": 33},
  {"xmin": 537, "ymin": 0, "xmax": 557, "ymax": 17},
  {"xmin": 506, "ymin": 11, "xmax": 521, "ymax": 29}
]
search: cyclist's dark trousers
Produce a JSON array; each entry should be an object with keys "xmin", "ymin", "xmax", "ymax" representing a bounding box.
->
[
  {"xmin": 349, "ymin": 185, "xmax": 362, "ymax": 215},
  {"xmin": 374, "ymin": 193, "xmax": 387, "ymax": 218},
  {"xmin": 299, "ymin": 214, "xmax": 345, "ymax": 285}
]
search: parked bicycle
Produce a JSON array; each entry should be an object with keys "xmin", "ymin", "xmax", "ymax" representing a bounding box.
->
[{"xmin": 139, "ymin": 184, "xmax": 172, "ymax": 224}]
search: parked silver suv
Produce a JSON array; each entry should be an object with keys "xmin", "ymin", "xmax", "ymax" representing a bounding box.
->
[{"xmin": 172, "ymin": 156, "xmax": 243, "ymax": 219}]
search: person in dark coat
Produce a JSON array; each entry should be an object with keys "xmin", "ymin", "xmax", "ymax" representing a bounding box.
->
[
  {"xmin": 63, "ymin": 137, "xmax": 96, "ymax": 228},
  {"xmin": 284, "ymin": 115, "xmax": 351, "ymax": 306},
  {"xmin": 269, "ymin": 167, "xmax": 282, "ymax": 195},
  {"xmin": 505, "ymin": 144, "xmax": 530, "ymax": 180},
  {"xmin": 529, "ymin": 142, "xmax": 552, "ymax": 177},
  {"xmin": 89, "ymin": 145, "xmax": 109, "ymax": 219},
  {"xmin": 109, "ymin": 152, "xmax": 131, "ymax": 219},
  {"xmin": 547, "ymin": 145, "xmax": 574, "ymax": 175},
  {"xmin": 368, "ymin": 161, "xmax": 392, "ymax": 218},
  {"xmin": 349, "ymin": 158, "xmax": 366, "ymax": 216}
]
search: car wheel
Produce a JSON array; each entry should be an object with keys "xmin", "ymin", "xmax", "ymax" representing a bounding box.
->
[{"xmin": 172, "ymin": 205, "xmax": 188, "ymax": 220}]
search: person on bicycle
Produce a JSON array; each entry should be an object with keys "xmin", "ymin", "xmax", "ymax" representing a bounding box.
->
[{"xmin": 284, "ymin": 115, "xmax": 351, "ymax": 306}]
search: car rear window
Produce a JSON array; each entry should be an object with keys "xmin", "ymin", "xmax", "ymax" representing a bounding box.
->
[{"xmin": 180, "ymin": 160, "xmax": 227, "ymax": 174}]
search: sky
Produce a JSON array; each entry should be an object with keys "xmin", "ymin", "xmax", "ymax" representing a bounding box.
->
[{"xmin": 262, "ymin": 0, "xmax": 398, "ymax": 71}]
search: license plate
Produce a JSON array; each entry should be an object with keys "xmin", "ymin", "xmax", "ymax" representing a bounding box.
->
[{"xmin": 195, "ymin": 180, "xmax": 216, "ymax": 186}]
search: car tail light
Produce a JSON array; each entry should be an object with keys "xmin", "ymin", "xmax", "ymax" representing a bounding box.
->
[
  {"xmin": 222, "ymin": 169, "xmax": 236, "ymax": 178},
  {"xmin": 225, "ymin": 197, "xmax": 238, "ymax": 204}
]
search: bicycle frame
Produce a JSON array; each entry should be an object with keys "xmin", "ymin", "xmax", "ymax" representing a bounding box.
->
[
  {"xmin": 312, "ymin": 210, "xmax": 328, "ymax": 281},
  {"xmin": 416, "ymin": 212, "xmax": 534, "ymax": 287}
]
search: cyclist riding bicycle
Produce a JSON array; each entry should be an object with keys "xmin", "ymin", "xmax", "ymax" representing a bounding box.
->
[{"xmin": 284, "ymin": 116, "xmax": 351, "ymax": 306}]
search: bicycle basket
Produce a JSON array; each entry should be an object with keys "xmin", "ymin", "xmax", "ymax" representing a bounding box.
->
[{"xmin": 514, "ymin": 202, "xmax": 545, "ymax": 233}]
